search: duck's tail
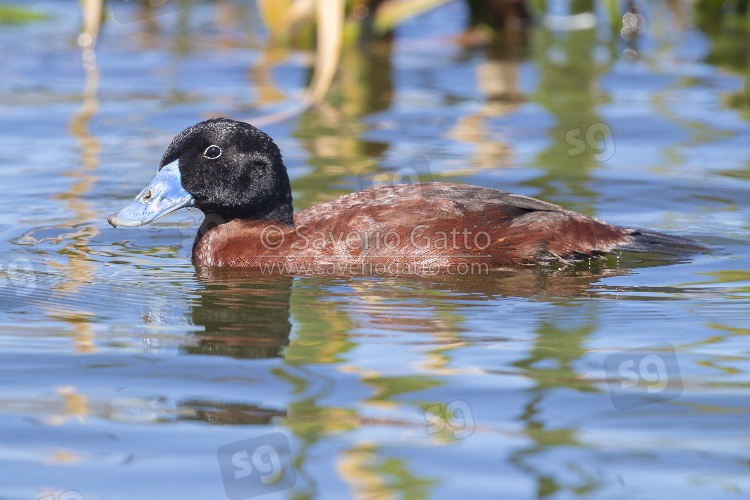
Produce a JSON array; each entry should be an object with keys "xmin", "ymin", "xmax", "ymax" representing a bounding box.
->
[{"xmin": 616, "ymin": 228, "xmax": 708, "ymax": 255}]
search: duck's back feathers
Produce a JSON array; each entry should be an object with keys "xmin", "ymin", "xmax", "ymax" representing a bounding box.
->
[{"xmin": 193, "ymin": 183, "xmax": 638, "ymax": 268}]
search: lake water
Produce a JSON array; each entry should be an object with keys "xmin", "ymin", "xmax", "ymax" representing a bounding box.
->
[{"xmin": 2, "ymin": 1, "xmax": 750, "ymax": 499}]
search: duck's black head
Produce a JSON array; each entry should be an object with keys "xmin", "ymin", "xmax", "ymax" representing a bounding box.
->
[{"xmin": 108, "ymin": 118, "xmax": 294, "ymax": 228}]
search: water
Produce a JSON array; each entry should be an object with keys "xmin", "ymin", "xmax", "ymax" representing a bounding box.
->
[{"xmin": 1, "ymin": 1, "xmax": 750, "ymax": 499}]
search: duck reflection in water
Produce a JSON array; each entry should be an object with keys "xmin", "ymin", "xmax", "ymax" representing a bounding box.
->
[{"xmin": 186, "ymin": 271, "xmax": 294, "ymax": 359}]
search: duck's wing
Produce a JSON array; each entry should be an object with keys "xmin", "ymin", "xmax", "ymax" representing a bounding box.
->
[
  {"xmin": 294, "ymin": 183, "xmax": 630, "ymax": 266},
  {"xmin": 414, "ymin": 182, "xmax": 564, "ymax": 213}
]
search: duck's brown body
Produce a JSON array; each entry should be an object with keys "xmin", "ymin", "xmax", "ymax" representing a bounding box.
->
[{"xmin": 192, "ymin": 183, "xmax": 632, "ymax": 270}]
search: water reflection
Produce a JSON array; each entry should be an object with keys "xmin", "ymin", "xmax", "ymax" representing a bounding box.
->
[
  {"xmin": 510, "ymin": 301, "xmax": 602, "ymax": 497},
  {"xmin": 187, "ymin": 270, "xmax": 293, "ymax": 359},
  {"xmin": 145, "ymin": 267, "xmax": 634, "ymax": 433},
  {"xmin": 185, "ymin": 268, "xmax": 632, "ymax": 357},
  {"xmin": 180, "ymin": 400, "xmax": 286, "ymax": 426},
  {"xmin": 529, "ymin": 12, "xmax": 608, "ymax": 214},
  {"xmin": 448, "ymin": 46, "xmax": 523, "ymax": 169},
  {"xmin": 49, "ymin": 5, "xmax": 103, "ymax": 354},
  {"xmin": 291, "ymin": 36, "xmax": 395, "ymax": 208},
  {"xmin": 136, "ymin": 261, "xmax": 725, "ymax": 497}
]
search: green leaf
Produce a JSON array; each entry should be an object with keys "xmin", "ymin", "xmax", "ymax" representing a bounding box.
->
[{"xmin": 0, "ymin": 4, "xmax": 46, "ymax": 24}]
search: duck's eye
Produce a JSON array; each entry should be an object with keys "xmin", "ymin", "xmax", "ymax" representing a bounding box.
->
[{"xmin": 203, "ymin": 145, "xmax": 222, "ymax": 159}]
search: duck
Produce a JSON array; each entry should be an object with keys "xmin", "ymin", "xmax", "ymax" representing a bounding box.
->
[{"xmin": 108, "ymin": 118, "xmax": 703, "ymax": 273}]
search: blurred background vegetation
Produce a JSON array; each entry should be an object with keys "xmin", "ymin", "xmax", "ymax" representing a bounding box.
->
[
  {"xmin": 3, "ymin": 0, "xmax": 750, "ymax": 206},
  {"xmin": 5, "ymin": 0, "xmax": 749, "ymax": 111}
]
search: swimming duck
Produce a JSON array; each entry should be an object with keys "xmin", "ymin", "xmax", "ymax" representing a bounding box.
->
[{"xmin": 108, "ymin": 118, "xmax": 702, "ymax": 272}]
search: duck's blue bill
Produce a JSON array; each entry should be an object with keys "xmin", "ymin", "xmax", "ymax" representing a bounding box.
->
[{"xmin": 108, "ymin": 160, "xmax": 194, "ymax": 228}]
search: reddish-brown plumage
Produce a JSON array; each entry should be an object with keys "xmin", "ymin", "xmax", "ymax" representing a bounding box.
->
[{"xmin": 192, "ymin": 183, "xmax": 631, "ymax": 270}]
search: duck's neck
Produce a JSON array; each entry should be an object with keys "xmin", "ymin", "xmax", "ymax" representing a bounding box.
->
[
  {"xmin": 204, "ymin": 206, "xmax": 294, "ymax": 228},
  {"xmin": 191, "ymin": 210, "xmax": 295, "ymax": 259}
]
